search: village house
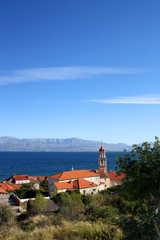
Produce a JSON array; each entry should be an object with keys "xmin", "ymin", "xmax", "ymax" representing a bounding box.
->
[
  {"xmin": 0, "ymin": 147, "xmax": 124, "ymax": 197},
  {"xmin": 48, "ymin": 169, "xmax": 105, "ymax": 195},
  {"xmin": 0, "ymin": 182, "xmax": 22, "ymax": 194},
  {"xmin": 1, "ymin": 174, "xmax": 48, "ymax": 191},
  {"xmin": 48, "ymin": 146, "xmax": 125, "ymax": 195}
]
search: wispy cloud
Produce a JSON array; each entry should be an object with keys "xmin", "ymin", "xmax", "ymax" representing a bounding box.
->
[
  {"xmin": 89, "ymin": 95, "xmax": 160, "ymax": 104},
  {"xmin": 0, "ymin": 66, "xmax": 147, "ymax": 85}
]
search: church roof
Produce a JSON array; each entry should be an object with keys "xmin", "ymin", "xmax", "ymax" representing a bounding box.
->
[
  {"xmin": 90, "ymin": 169, "xmax": 109, "ymax": 178},
  {"xmin": 96, "ymin": 169, "xmax": 109, "ymax": 178},
  {"xmin": 49, "ymin": 170, "xmax": 99, "ymax": 181},
  {"xmin": 99, "ymin": 146, "xmax": 105, "ymax": 152},
  {"xmin": 54, "ymin": 179, "xmax": 98, "ymax": 190},
  {"xmin": 74, "ymin": 179, "xmax": 98, "ymax": 189},
  {"xmin": 107, "ymin": 172, "xmax": 125, "ymax": 181},
  {"xmin": 54, "ymin": 181, "xmax": 73, "ymax": 190}
]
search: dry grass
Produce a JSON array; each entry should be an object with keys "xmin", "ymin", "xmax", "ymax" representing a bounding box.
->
[{"xmin": 1, "ymin": 218, "xmax": 123, "ymax": 240}]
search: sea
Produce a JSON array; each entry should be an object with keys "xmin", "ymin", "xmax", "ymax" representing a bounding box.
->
[{"xmin": 0, "ymin": 151, "xmax": 125, "ymax": 181}]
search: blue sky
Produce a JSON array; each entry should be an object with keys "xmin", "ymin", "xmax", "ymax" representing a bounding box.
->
[{"xmin": 0, "ymin": 0, "xmax": 160, "ymax": 145}]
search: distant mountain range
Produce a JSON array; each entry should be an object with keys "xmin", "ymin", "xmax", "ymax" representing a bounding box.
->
[{"xmin": 0, "ymin": 136, "xmax": 133, "ymax": 152}]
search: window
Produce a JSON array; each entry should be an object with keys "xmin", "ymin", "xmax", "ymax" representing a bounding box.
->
[
  {"xmin": 83, "ymin": 190, "xmax": 86, "ymax": 195},
  {"xmin": 93, "ymin": 189, "xmax": 96, "ymax": 194}
]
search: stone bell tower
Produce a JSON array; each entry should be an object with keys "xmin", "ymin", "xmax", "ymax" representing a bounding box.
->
[{"xmin": 98, "ymin": 144, "xmax": 107, "ymax": 173}]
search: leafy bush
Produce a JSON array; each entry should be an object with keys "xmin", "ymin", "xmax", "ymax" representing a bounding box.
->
[
  {"xmin": 27, "ymin": 192, "xmax": 47, "ymax": 215},
  {"xmin": 85, "ymin": 203, "xmax": 119, "ymax": 221},
  {"xmin": 119, "ymin": 215, "xmax": 159, "ymax": 240},
  {"xmin": 52, "ymin": 191, "xmax": 85, "ymax": 220},
  {"xmin": 40, "ymin": 180, "xmax": 48, "ymax": 191},
  {"xmin": 52, "ymin": 191, "xmax": 72, "ymax": 208}
]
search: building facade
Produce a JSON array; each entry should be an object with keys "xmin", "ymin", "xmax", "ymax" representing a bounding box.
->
[{"xmin": 48, "ymin": 146, "xmax": 125, "ymax": 195}]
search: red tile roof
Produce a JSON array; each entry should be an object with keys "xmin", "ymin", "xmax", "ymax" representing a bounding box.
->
[
  {"xmin": 0, "ymin": 188, "xmax": 8, "ymax": 194},
  {"xmin": 0, "ymin": 183, "xmax": 22, "ymax": 191},
  {"xmin": 31, "ymin": 176, "xmax": 47, "ymax": 181},
  {"xmin": 37, "ymin": 176, "xmax": 46, "ymax": 181},
  {"xmin": 100, "ymin": 182, "xmax": 105, "ymax": 184},
  {"xmin": 54, "ymin": 179, "xmax": 98, "ymax": 190},
  {"xmin": 29, "ymin": 177, "xmax": 39, "ymax": 184},
  {"xmin": 99, "ymin": 146, "xmax": 105, "ymax": 152},
  {"xmin": 0, "ymin": 183, "xmax": 13, "ymax": 191},
  {"xmin": 9, "ymin": 184, "xmax": 22, "ymax": 190},
  {"xmin": 14, "ymin": 175, "xmax": 29, "ymax": 181},
  {"xmin": 54, "ymin": 181, "xmax": 73, "ymax": 190},
  {"xmin": 4, "ymin": 174, "xmax": 48, "ymax": 185},
  {"xmin": 91, "ymin": 169, "xmax": 109, "ymax": 178},
  {"xmin": 75, "ymin": 179, "xmax": 98, "ymax": 189},
  {"xmin": 107, "ymin": 172, "xmax": 125, "ymax": 181},
  {"xmin": 50, "ymin": 170, "xmax": 99, "ymax": 181},
  {"xmin": 49, "ymin": 172, "xmax": 63, "ymax": 180}
]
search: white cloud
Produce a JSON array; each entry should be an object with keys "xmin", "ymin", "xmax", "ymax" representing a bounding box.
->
[
  {"xmin": 0, "ymin": 66, "xmax": 146, "ymax": 85},
  {"xmin": 89, "ymin": 95, "xmax": 160, "ymax": 104}
]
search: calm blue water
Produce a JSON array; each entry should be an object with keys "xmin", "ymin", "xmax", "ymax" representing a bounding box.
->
[{"xmin": 0, "ymin": 152, "xmax": 125, "ymax": 181}]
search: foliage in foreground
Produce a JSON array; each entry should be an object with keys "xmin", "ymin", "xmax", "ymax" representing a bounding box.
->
[
  {"xmin": 0, "ymin": 204, "xmax": 15, "ymax": 228},
  {"xmin": 116, "ymin": 136, "xmax": 160, "ymax": 239},
  {"xmin": 0, "ymin": 215, "xmax": 123, "ymax": 240},
  {"xmin": 1, "ymin": 137, "xmax": 160, "ymax": 239}
]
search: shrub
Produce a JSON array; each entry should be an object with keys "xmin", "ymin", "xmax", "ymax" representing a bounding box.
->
[
  {"xmin": 0, "ymin": 204, "xmax": 15, "ymax": 228},
  {"xmin": 52, "ymin": 191, "xmax": 85, "ymax": 220},
  {"xmin": 27, "ymin": 192, "xmax": 47, "ymax": 215},
  {"xmin": 49, "ymin": 213, "xmax": 64, "ymax": 226},
  {"xmin": 52, "ymin": 192, "xmax": 72, "ymax": 208},
  {"xmin": 40, "ymin": 180, "xmax": 48, "ymax": 191},
  {"xmin": 1, "ymin": 220, "xmax": 123, "ymax": 240},
  {"xmin": 83, "ymin": 193, "xmax": 106, "ymax": 207},
  {"xmin": 85, "ymin": 203, "xmax": 120, "ymax": 222}
]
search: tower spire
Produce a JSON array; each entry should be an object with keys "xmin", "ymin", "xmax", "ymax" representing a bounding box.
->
[{"xmin": 98, "ymin": 144, "xmax": 107, "ymax": 173}]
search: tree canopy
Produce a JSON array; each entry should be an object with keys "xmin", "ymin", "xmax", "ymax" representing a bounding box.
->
[{"xmin": 116, "ymin": 137, "xmax": 160, "ymax": 239}]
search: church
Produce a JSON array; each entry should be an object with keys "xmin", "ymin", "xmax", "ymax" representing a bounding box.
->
[{"xmin": 48, "ymin": 146, "xmax": 124, "ymax": 195}]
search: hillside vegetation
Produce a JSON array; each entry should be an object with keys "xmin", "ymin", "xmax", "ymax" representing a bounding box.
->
[
  {"xmin": 0, "ymin": 191, "xmax": 124, "ymax": 240},
  {"xmin": 0, "ymin": 138, "xmax": 159, "ymax": 239}
]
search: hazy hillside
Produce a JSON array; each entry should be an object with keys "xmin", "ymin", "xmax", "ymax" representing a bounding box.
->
[{"xmin": 0, "ymin": 136, "xmax": 132, "ymax": 152}]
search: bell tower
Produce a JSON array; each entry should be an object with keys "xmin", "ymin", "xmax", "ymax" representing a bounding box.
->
[{"xmin": 98, "ymin": 144, "xmax": 107, "ymax": 173}]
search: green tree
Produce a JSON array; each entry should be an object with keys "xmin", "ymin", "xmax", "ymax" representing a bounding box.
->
[
  {"xmin": 14, "ymin": 183, "xmax": 36, "ymax": 198},
  {"xmin": 52, "ymin": 191, "xmax": 85, "ymax": 220},
  {"xmin": 40, "ymin": 179, "xmax": 48, "ymax": 191},
  {"xmin": 116, "ymin": 137, "xmax": 160, "ymax": 239},
  {"xmin": 27, "ymin": 192, "xmax": 47, "ymax": 215}
]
